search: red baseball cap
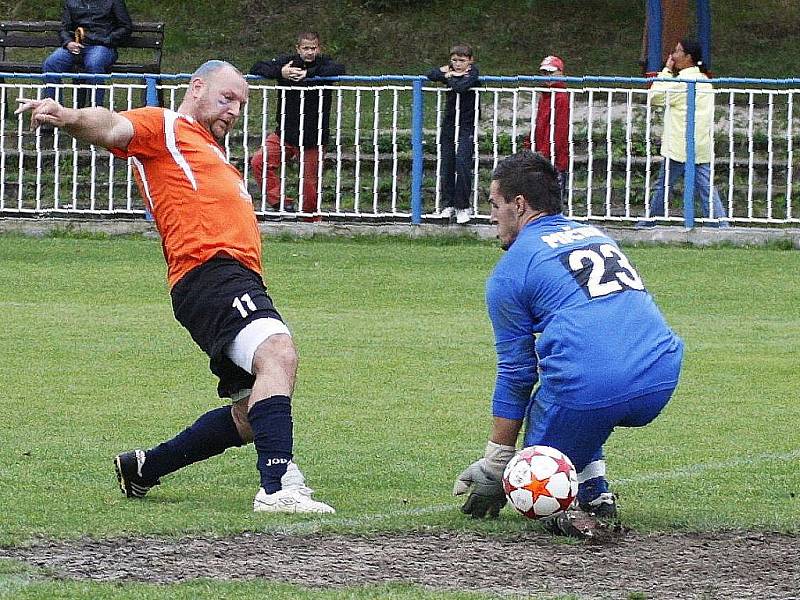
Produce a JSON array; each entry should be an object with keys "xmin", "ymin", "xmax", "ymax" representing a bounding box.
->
[{"xmin": 539, "ymin": 55, "xmax": 565, "ymax": 72}]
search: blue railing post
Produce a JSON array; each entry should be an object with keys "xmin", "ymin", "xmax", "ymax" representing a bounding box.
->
[
  {"xmin": 145, "ymin": 75, "xmax": 159, "ymax": 107},
  {"xmin": 697, "ymin": 0, "xmax": 712, "ymax": 72},
  {"xmin": 410, "ymin": 77, "xmax": 424, "ymax": 225},
  {"xmin": 646, "ymin": 0, "xmax": 663, "ymax": 73},
  {"xmin": 683, "ymin": 80, "xmax": 697, "ymax": 228},
  {"xmin": 143, "ymin": 75, "xmax": 159, "ymax": 221}
]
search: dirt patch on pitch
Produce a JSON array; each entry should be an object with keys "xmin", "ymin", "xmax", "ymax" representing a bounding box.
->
[{"xmin": 1, "ymin": 530, "xmax": 798, "ymax": 598}]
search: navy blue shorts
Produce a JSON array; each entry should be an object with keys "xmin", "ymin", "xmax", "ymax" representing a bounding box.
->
[
  {"xmin": 523, "ymin": 387, "xmax": 676, "ymax": 473},
  {"xmin": 170, "ymin": 256, "xmax": 284, "ymax": 398}
]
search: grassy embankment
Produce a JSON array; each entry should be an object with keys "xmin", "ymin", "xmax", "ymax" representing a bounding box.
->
[{"xmin": 4, "ymin": 0, "xmax": 799, "ymax": 78}]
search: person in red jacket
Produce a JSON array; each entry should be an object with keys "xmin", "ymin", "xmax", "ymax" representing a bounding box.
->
[{"xmin": 523, "ymin": 55, "xmax": 571, "ymax": 199}]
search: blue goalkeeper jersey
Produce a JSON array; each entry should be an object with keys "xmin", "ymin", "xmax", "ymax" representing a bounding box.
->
[{"xmin": 486, "ymin": 214, "xmax": 683, "ymax": 419}]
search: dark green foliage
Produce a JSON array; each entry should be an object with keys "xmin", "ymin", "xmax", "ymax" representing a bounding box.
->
[{"xmin": 7, "ymin": 1, "xmax": 799, "ymax": 77}]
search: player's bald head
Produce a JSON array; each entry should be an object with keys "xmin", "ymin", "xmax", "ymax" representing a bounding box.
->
[
  {"xmin": 191, "ymin": 60, "xmax": 243, "ymax": 84},
  {"xmin": 181, "ymin": 60, "xmax": 248, "ymax": 142}
]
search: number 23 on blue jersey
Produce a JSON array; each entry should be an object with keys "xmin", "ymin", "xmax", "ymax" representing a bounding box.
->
[{"xmin": 559, "ymin": 243, "xmax": 645, "ymax": 299}]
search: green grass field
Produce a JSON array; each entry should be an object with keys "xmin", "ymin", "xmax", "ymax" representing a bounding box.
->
[{"xmin": 0, "ymin": 233, "xmax": 799, "ymax": 598}]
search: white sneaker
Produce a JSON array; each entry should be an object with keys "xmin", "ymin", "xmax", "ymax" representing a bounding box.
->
[
  {"xmin": 280, "ymin": 461, "xmax": 306, "ymax": 488},
  {"xmin": 253, "ymin": 485, "xmax": 336, "ymax": 514},
  {"xmin": 456, "ymin": 208, "xmax": 471, "ymax": 224},
  {"xmin": 438, "ymin": 206, "xmax": 455, "ymax": 218}
]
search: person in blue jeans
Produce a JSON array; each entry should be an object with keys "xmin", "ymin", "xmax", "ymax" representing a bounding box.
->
[
  {"xmin": 643, "ymin": 159, "xmax": 729, "ymax": 227},
  {"xmin": 42, "ymin": 0, "xmax": 133, "ymax": 107},
  {"xmin": 427, "ymin": 44, "xmax": 480, "ymax": 225},
  {"xmin": 637, "ymin": 38, "xmax": 729, "ymax": 228}
]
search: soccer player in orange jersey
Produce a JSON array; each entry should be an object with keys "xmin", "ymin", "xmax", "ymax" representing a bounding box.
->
[{"xmin": 16, "ymin": 60, "xmax": 335, "ymax": 514}]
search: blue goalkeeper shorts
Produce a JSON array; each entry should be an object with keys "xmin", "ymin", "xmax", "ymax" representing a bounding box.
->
[{"xmin": 522, "ymin": 386, "xmax": 676, "ymax": 473}]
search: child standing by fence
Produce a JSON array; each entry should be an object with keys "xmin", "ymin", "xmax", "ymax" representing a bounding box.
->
[{"xmin": 427, "ymin": 44, "xmax": 480, "ymax": 224}]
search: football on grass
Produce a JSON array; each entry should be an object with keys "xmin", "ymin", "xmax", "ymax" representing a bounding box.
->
[{"xmin": 502, "ymin": 445, "xmax": 579, "ymax": 519}]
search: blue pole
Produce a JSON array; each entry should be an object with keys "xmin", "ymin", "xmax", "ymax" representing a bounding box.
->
[
  {"xmin": 145, "ymin": 75, "xmax": 159, "ymax": 107},
  {"xmin": 410, "ymin": 78, "xmax": 424, "ymax": 225},
  {"xmin": 683, "ymin": 80, "xmax": 696, "ymax": 228},
  {"xmin": 143, "ymin": 75, "xmax": 158, "ymax": 221},
  {"xmin": 697, "ymin": 0, "xmax": 712, "ymax": 72},
  {"xmin": 646, "ymin": 0, "xmax": 663, "ymax": 73}
]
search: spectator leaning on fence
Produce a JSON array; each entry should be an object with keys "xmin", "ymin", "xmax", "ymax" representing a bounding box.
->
[
  {"xmin": 249, "ymin": 32, "xmax": 345, "ymax": 221},
  {"xmin": 636, "ymin": 38, "xmax": 729, "ymax": 228},
  {"xmin": 42, "ymin": 0, "xmax": 133, "ymax": 107},
  {"xmin": 523, "ymin": 55, "xmax": 571, "ymax": 200},
  {"xmin": 453, "ymin": 150, "xmax": 684, "ymax": 538},
  {"xmin": 15, "ymin": 60, "xmax": 336, "ymax": 515},
  {"xmin": 427, "ymin": 43, "xmax": 480, "ymax": 225}
]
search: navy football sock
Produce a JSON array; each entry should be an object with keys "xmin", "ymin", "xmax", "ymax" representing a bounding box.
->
[
  {"xmin": 577, "ymin": 476, "xmax": 610, "ymax": 505},
  {"xmin": 247, "ymin": 395, "xmax": 293, "ymax": 493},
  {"xmin": 141, "ymin": 406, "xmax": 244, "ymax": 481}
]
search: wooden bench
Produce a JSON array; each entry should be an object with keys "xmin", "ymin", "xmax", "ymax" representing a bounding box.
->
[{"xmin": 0, "ymin": 20, "xmax": 165, "ymax": 105}]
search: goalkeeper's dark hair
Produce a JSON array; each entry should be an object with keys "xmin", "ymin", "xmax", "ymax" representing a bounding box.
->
[{"xmin": 491, "ymin": 150, "xmax": 563, "ymax": 215}]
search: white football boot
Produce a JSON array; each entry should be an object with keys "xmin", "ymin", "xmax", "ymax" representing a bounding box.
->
[{"xmin": 253, "ymin": 462, "xmax": 336, "ymax": 514}]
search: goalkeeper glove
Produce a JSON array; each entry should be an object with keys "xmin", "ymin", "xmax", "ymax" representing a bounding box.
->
[{"xmin": 453, "ymin": 441, "xmax": 516, "ymax": 519}]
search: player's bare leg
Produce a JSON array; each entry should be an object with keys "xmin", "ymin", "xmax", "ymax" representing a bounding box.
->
[{"xmin": 247, "ymin": 334, "xmax": 334, "ymax": 513}]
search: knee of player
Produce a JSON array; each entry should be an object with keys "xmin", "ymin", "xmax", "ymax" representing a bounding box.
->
[{"xmin": 252, "ymin": 333, "xmax": 298, "ymax": 374}]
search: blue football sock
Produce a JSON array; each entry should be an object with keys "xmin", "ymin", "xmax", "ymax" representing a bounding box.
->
[
  {"xmin": 141, "ymin": 406, "xmax": 244, "ymax": 481},
  {"xmin": 248, "ymin": 395, "xmax": 293, "ymax": 493},
  {"xmin": 577, "ymin": 476, "xmax": 610, "ymax": 505}
]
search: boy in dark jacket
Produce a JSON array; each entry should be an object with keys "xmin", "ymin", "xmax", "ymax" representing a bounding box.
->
[
  {"xmin": 427, "ymin": 44, "xmax": 480, "ymax": 224},
  {"xmin": 249, "ymin": 32, "xmax": 345, "ymax": 218}
]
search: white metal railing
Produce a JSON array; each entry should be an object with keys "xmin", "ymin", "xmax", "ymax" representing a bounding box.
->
[{"xmin": 1, "ymin": 73, "xmax": 798, "ymax": 227}]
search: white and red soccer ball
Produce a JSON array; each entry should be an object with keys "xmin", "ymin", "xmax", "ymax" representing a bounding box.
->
[{"xmin": 502, "ymin": 445, "xmax": 579, "ymax": 519}]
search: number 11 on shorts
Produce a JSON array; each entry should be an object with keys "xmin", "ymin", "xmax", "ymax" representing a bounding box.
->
[{"xmin": 232, "ymin": 293, "xmax": 257, "ymax": 318}]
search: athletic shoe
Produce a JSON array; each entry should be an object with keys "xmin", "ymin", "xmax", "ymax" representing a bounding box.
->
[
  {"xmin": 438, "ymin": 206, "xmax": 455, "ymax": 219},
  {"xmin": 253, "ymin": 485, "xmax": 336, "ymax": 514},
  {"xmin": 706, "ymin": 220, "xmax": 731, "ymax": 229},
  {"xmin": 634, "ymin": 220, "xmax": 657, "ymax": 229},
  {"xmin": 268, "ymin": 201, "xmax": 296, "ymax": 212},
  {"xmin": 579, "ymin": 491, "xmax": 618, "ymax": 519},
  {"xmin": 114, "ymin": 449, "xmax": 160, "ymax": 498},
  {"xmin": 281, "ymin": 461, "xmax": 306, "ymax": 488},
  {"xmin": 456, "ymin": 208, "xmax": 471, "ymax": 224},
  {"xmin": 541, "ymin": 508, "xmax": 622, "ymax": 541}
]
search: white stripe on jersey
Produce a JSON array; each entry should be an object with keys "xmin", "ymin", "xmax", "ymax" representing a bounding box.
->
[
  {"xmin": 130, "ymin": 156, "xmax": 154, "ymax": 212},
  {"xmin": 164, "ymin": 110, "xmax": 198, "ymax": 191}
]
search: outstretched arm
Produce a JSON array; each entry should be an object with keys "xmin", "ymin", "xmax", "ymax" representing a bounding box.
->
[{"xmin": 15, "ymin": 98, "xmax": 134, "ymax": 151}]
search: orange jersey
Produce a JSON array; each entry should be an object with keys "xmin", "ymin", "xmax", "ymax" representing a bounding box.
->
[{"xmin": 110, "ymin": 107, "xmax": 262, "ymax": 288}]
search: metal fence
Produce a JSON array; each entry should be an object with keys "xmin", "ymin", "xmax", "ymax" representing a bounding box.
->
[{"xmin": 1, "ymin": 72, "xmax": 798, "ymax": 227}]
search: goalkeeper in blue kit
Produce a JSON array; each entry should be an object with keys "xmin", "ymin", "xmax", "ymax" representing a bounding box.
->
[{"xmin": 453, "ymin": 150, "xmax": 683, "ymax": 537}]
